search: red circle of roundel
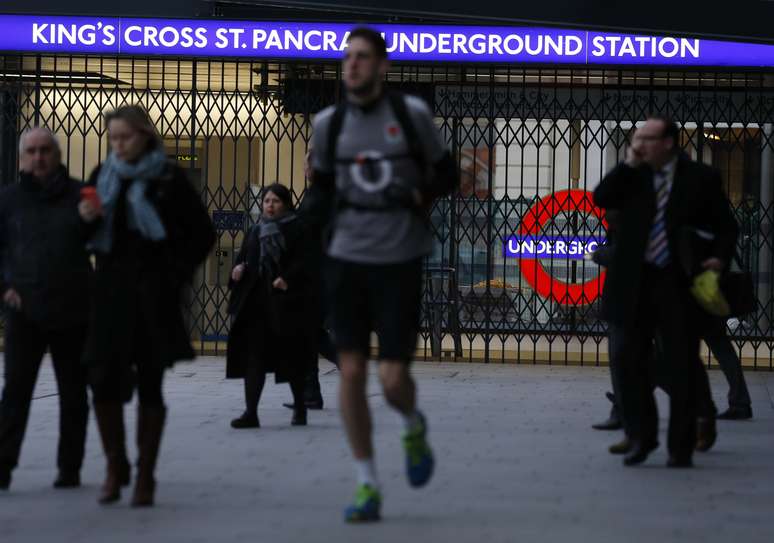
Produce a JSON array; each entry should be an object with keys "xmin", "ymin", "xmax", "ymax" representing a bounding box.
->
[{"xmin": 517, "ymin": 189, "xmax": 607, "ymax": 306}]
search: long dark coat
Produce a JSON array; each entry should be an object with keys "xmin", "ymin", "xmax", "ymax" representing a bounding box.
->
[
  {"xmin": 225, "ymin": 217, "xmax": 317, "ymax": 382},
  {"xmin": 593, "ymin": 153, "xmax": 738, "ymax": 325},
  {"xmin": 82, "ymin": 162, "xmax": 216, "ymax": 370},
  {"xmin": 0, "ymin": 167, "xmax": 92, "ymax": 329}
]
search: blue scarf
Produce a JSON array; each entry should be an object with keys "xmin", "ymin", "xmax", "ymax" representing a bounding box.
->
[{"xmin": 88, "ymin": 148, "xmax": 169, "ymax": 253}]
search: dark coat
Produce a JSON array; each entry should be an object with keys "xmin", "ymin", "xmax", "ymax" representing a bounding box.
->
[
  {"xmin": 593, "ymin": 154, "xmax": 738, "ymax": 325},
  {"xmin": 225, "ymin": 216, "xmax": 317, "ymax": 382},
  {"xmin": 81, "ymin": 161, "xmax": 216, "ymax": 369},
  {"xmin": 0, "ymin": 167, "xmax": 92, "ymax": 329}
]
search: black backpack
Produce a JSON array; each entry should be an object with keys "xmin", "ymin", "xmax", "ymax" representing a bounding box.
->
[{"xmin": 324, "ymin": 90, "xmax": 429, "ymax": 212}]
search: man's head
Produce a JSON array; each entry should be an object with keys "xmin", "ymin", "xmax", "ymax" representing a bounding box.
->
[
  {"xmin": 343, "ymin": 27, "xmax": 389, "ymax": 100},
  {"xmin": 631, "ymin": 116, "xmax": 680, "ymax": 169},
  {"xmin": 19, "ymin": 127, "xmax": 61, "ymax": 180}
]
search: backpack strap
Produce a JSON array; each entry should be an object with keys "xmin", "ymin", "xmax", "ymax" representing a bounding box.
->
[
  {"xmin": 386, "ymin": 91, "xmax": 427, "ymax": 176},
  {"xmin": 326, "ymin": 101, "xmax": 348, "ymax": 175}
]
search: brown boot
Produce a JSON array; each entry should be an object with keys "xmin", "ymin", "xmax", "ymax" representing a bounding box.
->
[
  {"xmin": 93, "ymin": 403, "xmax": 131, "ymax": 505},
  {"xmin": 695, "ymin": 417, "xmax": 717, "ymax": 452},
  {"xmin": 608, "ymin": 436, "xmax": 633, "ymax": 455},
  {"xmin": 131, "ymin": 406, "xmax": 166, "ymax": 507}
]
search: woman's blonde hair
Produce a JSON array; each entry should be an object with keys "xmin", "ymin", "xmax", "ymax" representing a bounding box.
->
[{"xmin": 105, "ymin": 105, "xmax": 162, "ymax": 151}]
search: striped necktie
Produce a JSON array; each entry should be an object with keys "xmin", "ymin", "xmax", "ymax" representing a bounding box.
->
[{"xmin": 645, "ymin": 170, "xmax": 671, "ymax": 267}]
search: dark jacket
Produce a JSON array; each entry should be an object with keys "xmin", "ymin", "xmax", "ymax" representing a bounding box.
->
[
  {"xmin": 82, "ymin": 161, "xmax": 216, "ymax": 369},
  {"xmin": 0, "ymin": 167, "xmax": 92, "ymax": 329},
  {"xmin": 593, "ymin": 153, "xmax": 738, "ymax": 325},
  {"xmin": 225, "ymin": 216, "xmax": 316, "ymax": 381}
]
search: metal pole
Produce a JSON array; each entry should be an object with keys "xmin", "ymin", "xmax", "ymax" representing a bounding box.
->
[{"xmin": 758, "ymin": 122, "xmax": 773, "ymax": 334}]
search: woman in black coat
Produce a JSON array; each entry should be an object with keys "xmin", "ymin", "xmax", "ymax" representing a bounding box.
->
[
  {"xmin": 226, "ymin": 183, "xmax": 316, "ymax": 429},
  {"xmin": 78, "ymin": 105, "xmax": 215, "ymax": 507}
]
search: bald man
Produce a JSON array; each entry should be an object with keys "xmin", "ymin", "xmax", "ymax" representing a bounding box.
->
[{"xmin": 0, "ymin": 128, "xmax": 92, "ymax": 490}]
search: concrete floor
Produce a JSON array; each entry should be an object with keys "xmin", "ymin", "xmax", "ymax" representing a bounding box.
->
[{"xmin": 1, "ymin": 356, "xmax": 773, "ymax": 543}]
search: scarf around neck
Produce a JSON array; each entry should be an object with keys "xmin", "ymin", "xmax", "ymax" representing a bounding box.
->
[
  {"xmin": 88, "ymin": 148, "xmax": 169, "ymax": 253},
  {"xmin": 257, "ymin": 212, "xmax": 297, "ymax": 278}
]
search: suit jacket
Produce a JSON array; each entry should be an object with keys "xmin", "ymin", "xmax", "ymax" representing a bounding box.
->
[{"xmin": 593, "ymin": 153, "xmax": 738, "ymax": 325}]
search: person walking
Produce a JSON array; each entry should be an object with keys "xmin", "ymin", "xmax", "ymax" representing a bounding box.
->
[
  {"xmin": 593, "ymin": 116, "xmax": 737, "ymax": 468},
  {"xmin": 78, "ymin": 105, "xmax": 215, "ymax": 506},
  {"xmin": 0, "ymin": 127, "xmax": 91, "ymax": 490},
  {"xmin": 308, "ymin": 27, "xmax": 457, "ymax": 521},
  {"xmin": 283, "ymin": 145, "xmax": 338, "ymax": 412},
  {"xmin": 705, "ymin": 317, "xmax": 753, "ymax": 419},
  {"xmin": 226, "ymin": 183, "xmax": 316, "ymax": 428}
]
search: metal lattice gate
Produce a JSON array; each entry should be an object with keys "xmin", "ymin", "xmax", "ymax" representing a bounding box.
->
[{"xmin": 1, "ymin": 54, "xmax": 773, "ymax": 368}]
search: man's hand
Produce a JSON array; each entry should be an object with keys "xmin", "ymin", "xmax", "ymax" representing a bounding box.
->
[
  {"xmin": 702, "ymin": 258, "xmax": 725, "ymax": 272},
  {"xmin": 272, "ymin": 277, "xmax": 288, "ymax": 291},
  {"xmin": 3, "ymin": 288, "xmax": 22, "ymax": 310},
  {"xmin": 78, "ymin": 200, "xmax": 102, "ymax": 223},
  {"xmin": 231, "ymin": 264, "xmax": 246, "ymax": 282},
  {"xmin": 624, "ymin": 145, "xmax": 642, "ymax": 168}
]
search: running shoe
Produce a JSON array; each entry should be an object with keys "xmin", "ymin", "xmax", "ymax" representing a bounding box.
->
[
  {"xmin": 344, "ymin": 484, "xmax": 382, "ymax": 523},
  {"xmin": 402, "ymin": 411, "xmax": 435, "ymax": 488}
]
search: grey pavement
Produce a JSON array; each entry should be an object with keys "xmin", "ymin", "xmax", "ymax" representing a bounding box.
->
[{"xmin": 1, "ymin": 356, "xmax": 773, "ymax": 543}]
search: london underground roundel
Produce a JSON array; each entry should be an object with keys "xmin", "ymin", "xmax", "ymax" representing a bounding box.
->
[{"xmin": 515, "ymin": 189, "xmax": 607, "ymax": 306}]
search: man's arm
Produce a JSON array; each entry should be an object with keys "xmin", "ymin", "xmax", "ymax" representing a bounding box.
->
[
  {"xmin": 407, "ymin": 96, "xmax": 458, "ymax": 202},
  {"xmin": 705, "ymin": 168, "xmax": 739, "ymax": 268},
  {"xmin": 593, "ymin": 163, "xmax": 639, "ymax": 210},
  {"xmin": 0, "ymin": 188, "xmax": 9, "ymax": 296}
]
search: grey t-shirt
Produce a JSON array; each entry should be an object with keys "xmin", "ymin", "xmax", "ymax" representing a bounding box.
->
[{"xmin": 311, "ymin": 94, "xmax": 447, "ymax": 264}]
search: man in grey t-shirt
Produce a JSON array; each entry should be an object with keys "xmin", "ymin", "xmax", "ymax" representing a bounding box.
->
[{"xmin": 307, "ymin": 27, "xmax": 457, "ymax": 523}]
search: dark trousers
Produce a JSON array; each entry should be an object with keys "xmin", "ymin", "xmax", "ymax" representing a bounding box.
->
[
  {"xmin": 609, "ymin": 324, "xmax": 716, "ymax": 441},
  {"xmin": 704, "ymin": 319, "xmax": 752, "ymax": 409},
  {"xmin": 617, "ymin": 265, "xmax": 701, "ymax": 459},
  {"xmin": 0, "ymin": 313, "xmax": 88, "ymax": 473}
]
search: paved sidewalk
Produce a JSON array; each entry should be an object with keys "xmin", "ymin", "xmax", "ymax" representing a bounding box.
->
[{"xmin": 1, "ymin": 356, "xmax": 773, "ymax": 543}]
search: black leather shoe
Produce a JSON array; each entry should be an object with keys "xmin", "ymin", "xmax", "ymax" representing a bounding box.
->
[
  {"xmin": 608, "ymin": 437, "xmax": 633, "ymax": 455},
  {"xmin": 592, "ymin": 392, "xmax": 622, "ymax": 430},
  {"xmin": 717, "ymin": 406, "xmax": 753, "ymax": 420},
  {"xmin": 283, "ymin": 399, "xmax": 324, "ymax": 410},
  {"xmin": 667, "ymin": 456, "xmax": 694, "ymax": 468},
  {"xmin": 291, "ymin": 409, "xmax": 307, "ymax": 426},
  {"xmin": 53, "ymin": 471, "xmax": 81, "ymax": 488},
  {"xmin": 230, "ymin": 413, "xmax": 260, "ymax": 429},
  {"xmin": 695, "ymin": 418, "xmax": 717, "ymax": 452},
  {"xmin": 623, "ymin": 440, "xmax": 659, "ymax": 466},
  {"xmin": 0, "ymin": 470, "xmax": 10, "ymax": 490}
]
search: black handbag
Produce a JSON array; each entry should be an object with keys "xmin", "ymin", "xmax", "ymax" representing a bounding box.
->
[
  {"xmin": 720, "ymin": 257, "xmax": 756, "ymax": 318},
  {"xmin": 678, "ymin": 227, "xmax": 756, "ymax": 318}
]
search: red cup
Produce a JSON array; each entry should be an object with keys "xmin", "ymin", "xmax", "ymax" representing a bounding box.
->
[{"xmin": 80, "ymin": 186, "xmax": 102, "ymax": 212}]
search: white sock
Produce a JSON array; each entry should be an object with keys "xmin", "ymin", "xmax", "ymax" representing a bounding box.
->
[
  {"xmin": 354, "ymin": 458, "xmax": 379, "ymax": 489},
  {"xmin": 402, "ymin": 410, "xmax": 422, "ymax": 433}
]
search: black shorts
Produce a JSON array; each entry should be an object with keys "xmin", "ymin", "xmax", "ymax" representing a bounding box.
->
[{"xmin": 326, "ymin": 257, "xmax": 422, "ymax": 362}]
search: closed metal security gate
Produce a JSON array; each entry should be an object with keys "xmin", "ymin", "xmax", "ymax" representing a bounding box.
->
[{"xmin": 1, "ymin": 54, "xmax": 773, "ymax": 368}]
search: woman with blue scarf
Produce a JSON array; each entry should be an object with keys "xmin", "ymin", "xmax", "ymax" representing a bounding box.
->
[
  {"xmin": 78, "ymin": 105, "xmax": 215, "ymax": 507},
  {"xmin": 225, "ymin": 183, "xmax": 316, "ymax": 430}
]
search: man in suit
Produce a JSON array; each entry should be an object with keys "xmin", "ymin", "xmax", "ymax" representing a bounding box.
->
[{"xmin": 593, "ymin": 116, "xmax": 738, "ymax": 468}]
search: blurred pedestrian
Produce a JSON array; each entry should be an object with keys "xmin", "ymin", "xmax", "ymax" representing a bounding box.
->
[
  {"xmin": 0, "ymin": 127, "xmax": 91, "ymax": 490},
  {"xmin": 283, "ymin": 145, "xmax": 338, "ymax": 412},
  {"xmin": 594, "ymin": 116, "xmax": 737, "ymax": 468},
  {"xmin": 309, "ymin": 27, "xmax": 457, "ymax": 521},
  {"xmin": 79, "ymin": 105, "xmax": 215, "ymax": 506}
]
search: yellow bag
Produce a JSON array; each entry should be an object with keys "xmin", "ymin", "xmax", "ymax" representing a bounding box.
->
[{"xmin": 690, "ymin": 270, "xmax": 731, "ymax": 317}]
